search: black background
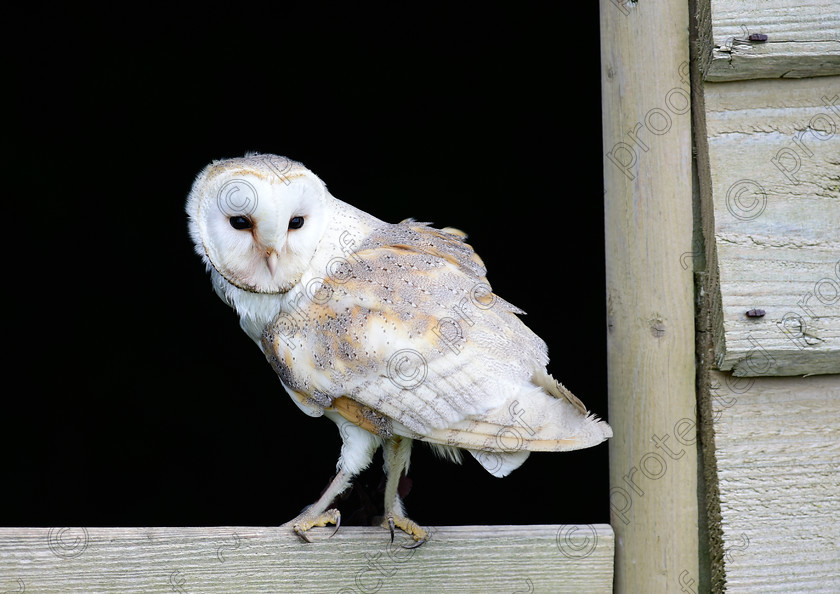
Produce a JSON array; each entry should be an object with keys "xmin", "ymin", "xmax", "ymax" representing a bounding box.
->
[{"xmin": 6, "ymin": 4, "xmax": 608, "ymax": 529}]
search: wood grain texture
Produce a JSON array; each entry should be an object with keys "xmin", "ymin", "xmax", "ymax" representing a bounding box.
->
[
  {"xmin": 697, "ymin": 0, "xmax": 840, "ymax": 82},
  {"xmin": 600, "ymin": 0, "xmax": 700, "ymax": 592},
  {"xmin": 703, "ymin": 370, "xmax": 840, "ymax": 592},
  {"xmin": 700, "ymin": 76, "xmax": 840, "ymax": 376},
  {"xmin": 0, "ymin": 525, "xmax": 613, "ymax": 593}
]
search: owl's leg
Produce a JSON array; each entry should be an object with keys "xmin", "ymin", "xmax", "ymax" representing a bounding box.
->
[
  {"xmin": 285, "ymin": 411, "xmax": 380, "ymax": 542},
  {"xmin": 382, "ymin": 436, "xmax": 428, "ymax": 548}
]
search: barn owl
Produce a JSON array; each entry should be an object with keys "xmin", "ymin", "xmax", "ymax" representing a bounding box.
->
[{"xmin": 186, "ymin": 153, "xmax": 612, "ymax": 546}]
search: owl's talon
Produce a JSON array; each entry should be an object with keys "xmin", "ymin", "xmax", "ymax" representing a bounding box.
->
[
  {"xmin": 289, "ymin": 508, "xmax": 341, "ymax": 543},
  {"xmin": 329, "ymin": 513, "xmax": 342, "ymax": 538},
  {"xmin": 384, "ymin": 514, "xmax": 428, "ymax": 548},
  {"xmin": 293, "ymin": 524, "xmax": 313, "ymax": 543},
  {"xmin": 402, "ymin": 537, "xmax": 427, "ymax": 549}
]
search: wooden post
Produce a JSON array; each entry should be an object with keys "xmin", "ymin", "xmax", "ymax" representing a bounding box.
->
[{"xmin": 600, "ymin": 0, "xmax": 700, "ymax": 592}]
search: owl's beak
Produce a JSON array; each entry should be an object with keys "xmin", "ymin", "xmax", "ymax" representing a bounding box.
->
[{"xmin": 265, "ymin": 250, "xmax": 280, "ymax": 277}]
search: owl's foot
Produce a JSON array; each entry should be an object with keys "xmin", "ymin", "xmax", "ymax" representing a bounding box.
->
[
  {"xmin": 289, "ymin": 508, "xmax": 341, "ymax": 543},
  {"xmin": 284, "ymin": 468, "xmax": 353, "ymax": 543},
  {"xmin": 385, "ymin": 514, "xmax": 428, "ymax": 549}
]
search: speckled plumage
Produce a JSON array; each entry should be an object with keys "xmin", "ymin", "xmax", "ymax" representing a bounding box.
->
[{"xmin": 186, "ymin": 153, "xmax": 611, "ymax": 544}]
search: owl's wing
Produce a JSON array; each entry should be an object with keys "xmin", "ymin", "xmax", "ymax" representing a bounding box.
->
[{"xmin": 262, "ymin": 220, "xmax": 606, "ymax": 452}]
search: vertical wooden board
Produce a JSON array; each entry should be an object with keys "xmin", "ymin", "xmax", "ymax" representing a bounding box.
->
[
  {"xmin": 703, "ymin": 76, "xmax": 840, "ymax": 376},
  {"xmin": 0, "ymin": 525, "xmax": 613, "ymax": 593},
  {"xmin": 697, "ymin": 0, "xmax": 840, "ymax": 81},
  {"xmin": 600, "ymin": 0, "xmax": 699, "ymax": 592},
  {"xmin": 705, "ymin": 371, "xmax": 840, "ymax": 592}
]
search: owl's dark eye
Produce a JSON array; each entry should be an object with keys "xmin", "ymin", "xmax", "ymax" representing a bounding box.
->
[
  {"xmin": 229, "ymin": 215, "xmax": 253, "ymax": 230},
  {"xmin": 289, "ymin": 216, "xmax": 305, "ymax": 230}
]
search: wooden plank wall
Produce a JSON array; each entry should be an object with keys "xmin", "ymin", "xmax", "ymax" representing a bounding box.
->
[
  {"xmin": 696, "ymin": 0, "xmax": 840, "ymax": 81},
  {"xmin": 700, "ymin": 371, "xmax": 840, "ymax": 592},
  {"xmin": 692, "ymin": 2, "xmax": 840, "ymax": 591},
  {"xmin": 701, "ymin": 76, "xmax": 840, "ymax": 377}
]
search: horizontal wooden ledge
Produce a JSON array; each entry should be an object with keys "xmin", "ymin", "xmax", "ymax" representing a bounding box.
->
[{"xmin": 0, "ymin": 524, "xmax": 614, "ymax": 593}]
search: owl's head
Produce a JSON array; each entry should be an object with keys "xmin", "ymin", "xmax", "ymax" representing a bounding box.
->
[{"xmin": 187, "ymin": 154, "xmax": 330, "ymax": 294}]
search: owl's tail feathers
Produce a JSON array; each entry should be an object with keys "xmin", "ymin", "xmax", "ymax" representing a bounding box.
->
[
  {"xmin": 531, "ymin": 369, "xmax": 613, "ymax": 449},
  {"xmin": 419, "ymin": 370, "xmax": 612, "ymax": 478},
  {"xmin": 485, "ymin": 370, "xmax": 613, "ymax": 452},
  {"xmin": 535, "ymin": 369, "xmax": 588, "ymax": 414}
]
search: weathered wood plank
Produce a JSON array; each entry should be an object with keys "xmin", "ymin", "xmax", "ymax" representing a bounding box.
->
[
  {"xmin": 0, "ymin": 525, "xmax": 613, "ymax": 593},
  {"xmin": 600, "ymin": 0, "xmax": 700, "ymax": 592},
  {"xmin": 702, "ymin": 371, "xmax": 840, "ymax": 592},
  {"xmin": 701, "ymin": 76, "xmax": 840, "ymax": 376},
  {"xmin": 696, "ymin": 0, "xmax": 840, "ymax": 82}
]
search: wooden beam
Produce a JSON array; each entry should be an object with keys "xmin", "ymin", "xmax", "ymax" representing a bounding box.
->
[
  {"xmin": 0, "ymin": 525, "xmax": 614, "ymax": 593},
  {"xmin": 699, "ymin": 76, "xmax": 840, "ymax": 376},
  {"xmin": 701, "ymin": 371, "xmax": 840, "ymax": 591},
  {"xmin": 696, "ymin": 0, "xmax": 840, "ymax": 82},
  {"xmin": 600, "ymin": 0, "xmax": 700, "ymax": 592}
]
